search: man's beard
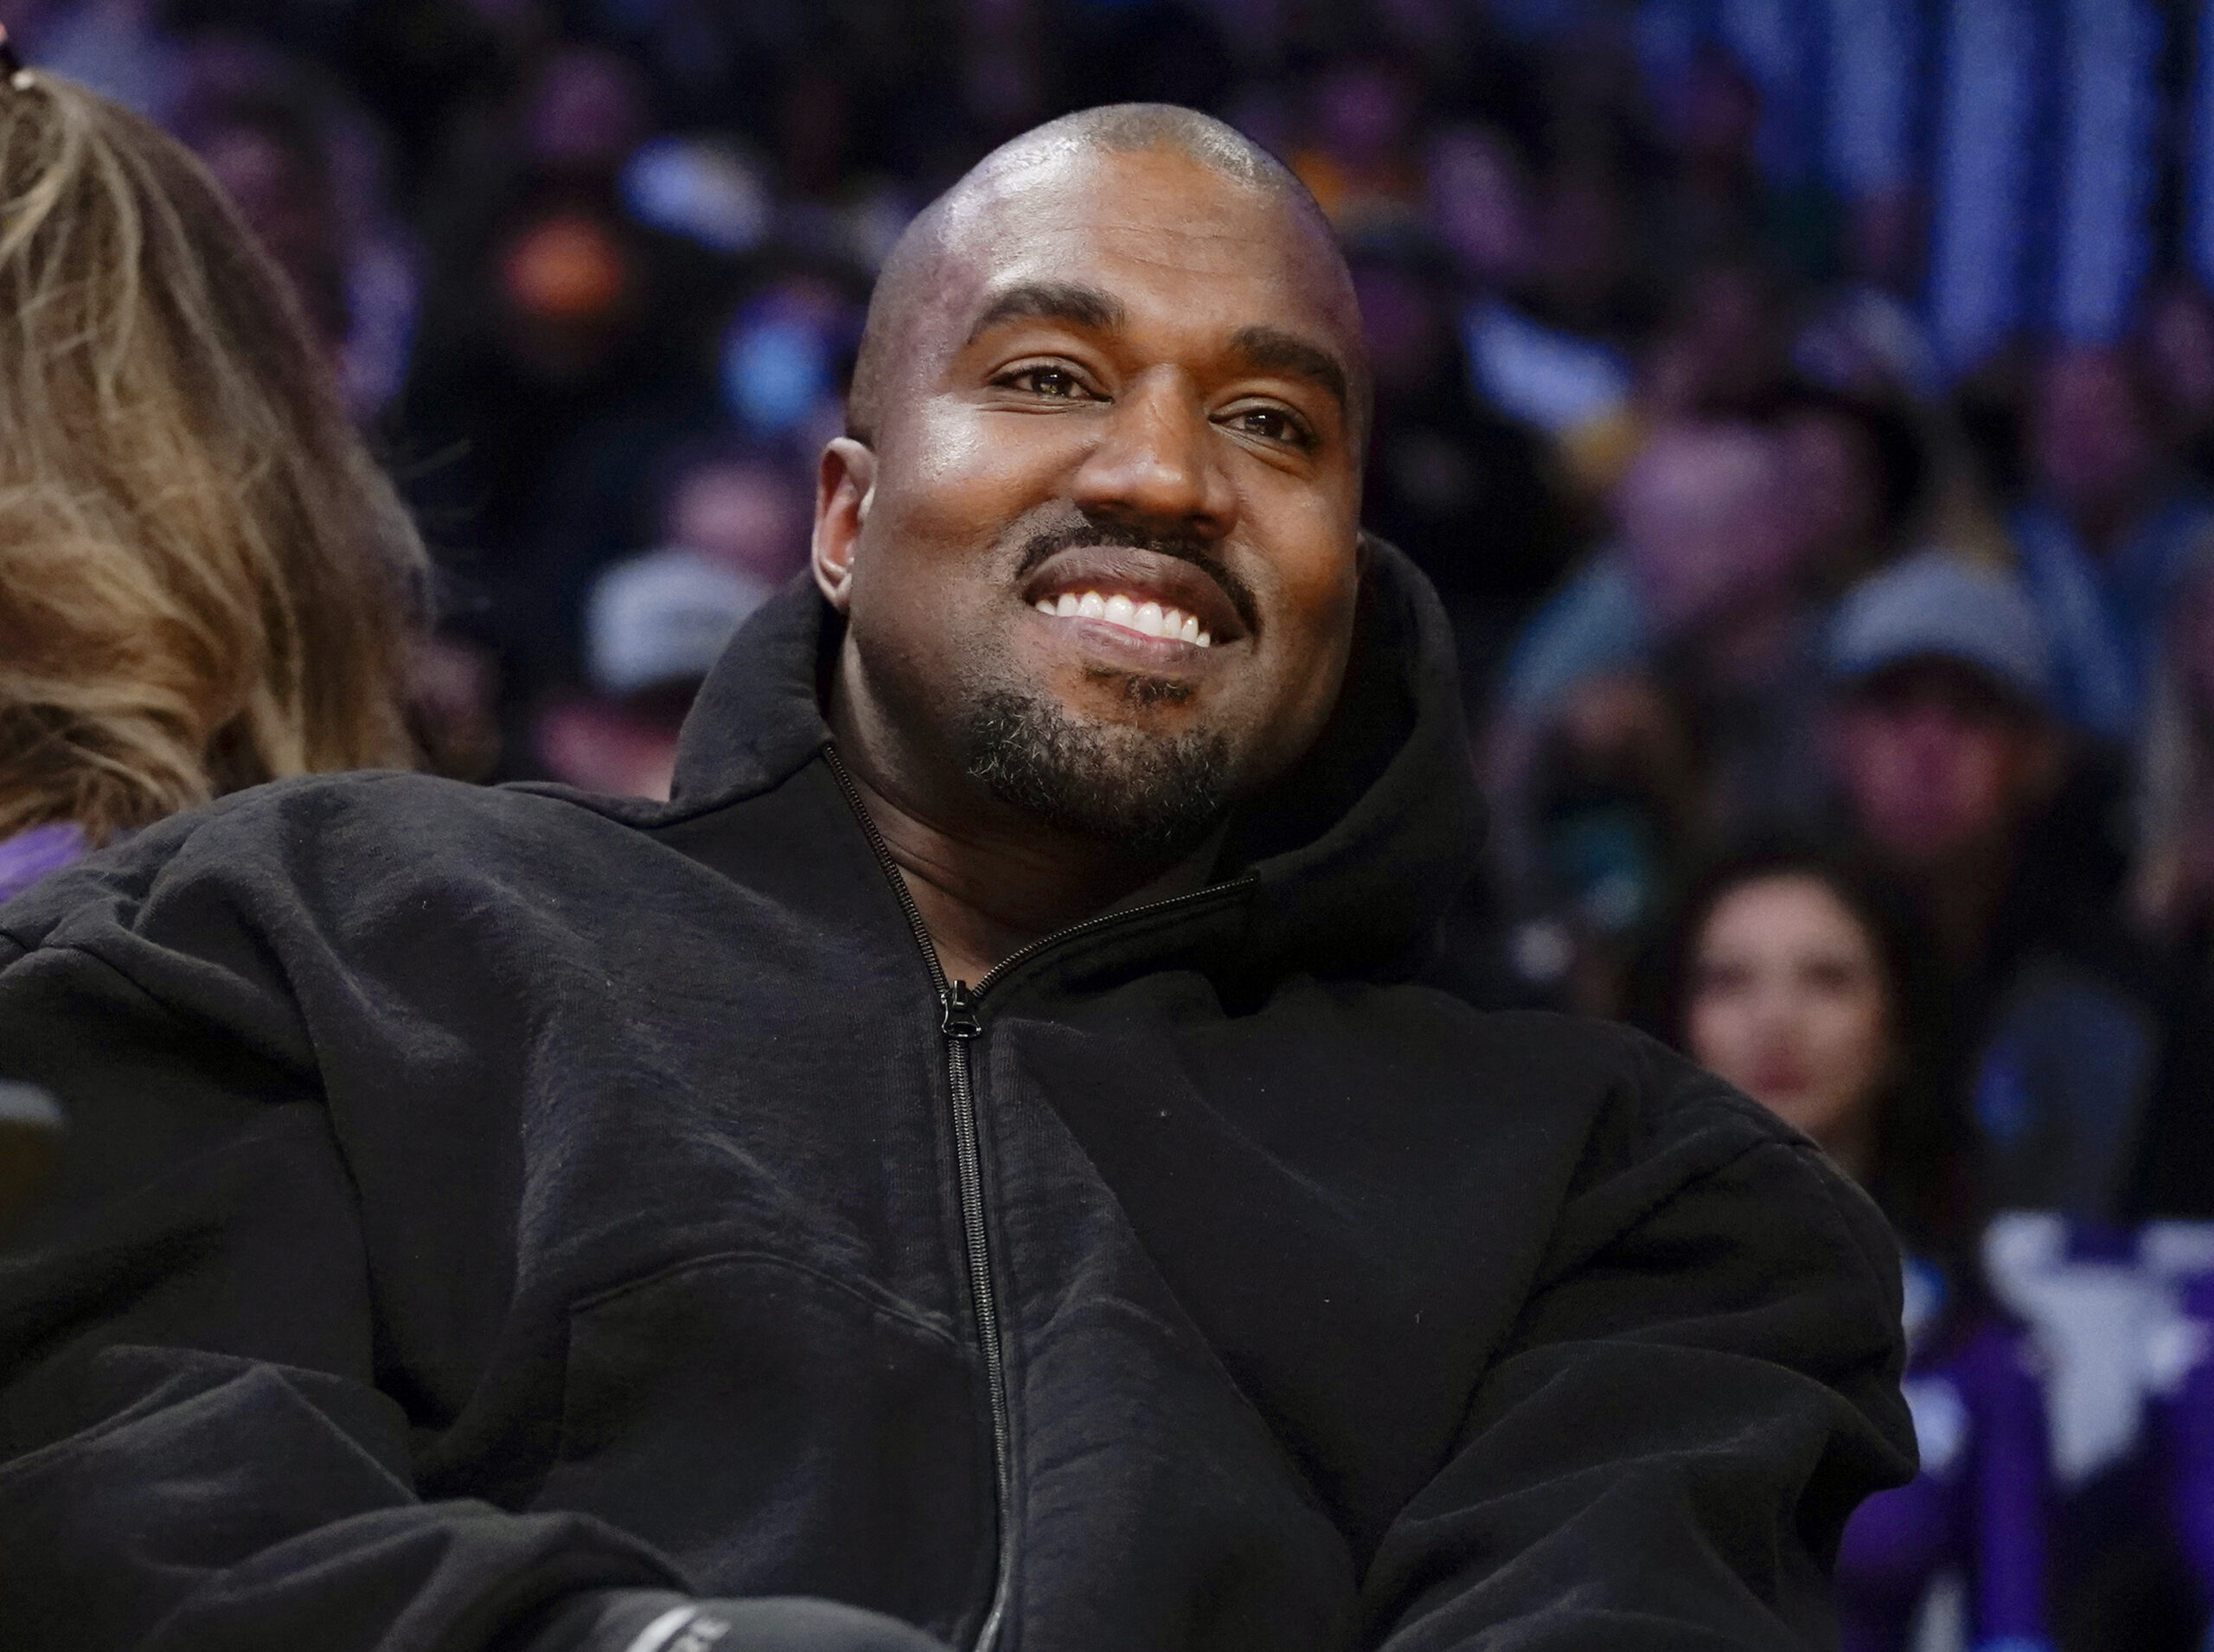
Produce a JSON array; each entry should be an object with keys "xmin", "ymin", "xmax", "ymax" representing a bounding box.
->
[{"xmin": 957, "ymin": 682, "xmax": 1232, "ymax": 862}]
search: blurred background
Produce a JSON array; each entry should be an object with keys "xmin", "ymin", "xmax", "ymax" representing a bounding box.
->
[{"xmin": 16, "ymin": 0, "xmax": 2214, "ymax": 1645}]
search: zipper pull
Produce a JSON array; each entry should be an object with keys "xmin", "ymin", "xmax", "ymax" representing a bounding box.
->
[{"xmin": 941, "ymin": 980, "xmax": 982, "ymax": 1040}]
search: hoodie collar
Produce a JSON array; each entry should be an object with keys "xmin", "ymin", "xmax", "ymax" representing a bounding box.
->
[{"xmin": 669, "ymin": 540, "xmax": 1485, "ymax": 979}]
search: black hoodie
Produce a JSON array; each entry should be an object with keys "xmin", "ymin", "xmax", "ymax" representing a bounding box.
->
[{"xmin": 0, "ymin": 543, "xmax": 1910, "ymax": 1651}]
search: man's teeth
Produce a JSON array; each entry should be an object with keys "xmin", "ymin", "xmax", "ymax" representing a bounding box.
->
[{"xmin": 1032, "ymin": 590, "xmax": 1210, "ymax": 646}]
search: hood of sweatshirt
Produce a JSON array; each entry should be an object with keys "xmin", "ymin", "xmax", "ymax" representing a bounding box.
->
[{"xmin": 667, "ymin": 534, "xmax": 1485, "ymax": 983}]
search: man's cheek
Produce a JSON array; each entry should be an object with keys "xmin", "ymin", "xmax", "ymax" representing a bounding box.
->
[{"xmin": 903, "ymin": 405, "xmax": 1068, "ymax": 521}]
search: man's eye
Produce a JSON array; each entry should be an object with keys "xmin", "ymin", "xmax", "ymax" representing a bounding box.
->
[
  {"xmin": 1225, "ymin": 406, "xmax": 1311, "ymax": 447},
  {"xmin": 1008, "ymin": 366, "xmax": 1086, "ymax": 399}
]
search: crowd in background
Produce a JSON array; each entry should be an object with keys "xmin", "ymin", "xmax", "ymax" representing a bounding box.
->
[{"xmin": 14, "ymin": 0, "xmax": 2214, "ymax": 1645}]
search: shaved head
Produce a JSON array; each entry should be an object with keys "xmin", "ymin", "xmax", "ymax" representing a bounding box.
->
[{"xmin": 848, "ymin": 104, "xmax": 1365, "ymax": 445}]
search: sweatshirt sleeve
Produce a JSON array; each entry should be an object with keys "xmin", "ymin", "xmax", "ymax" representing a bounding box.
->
[
  {"xmin": 0, "ymin": 845, "xmax": 962, "ymax": 1652},
  {"xmin": 0, "ymin": 887, "xmax": 694, "ymax": 1650},
  {"xmin": 1360, "ymin": 1064, "xmax": 1916, "ymax": 1649}
]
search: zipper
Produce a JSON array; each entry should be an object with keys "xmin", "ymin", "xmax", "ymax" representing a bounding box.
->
[
  {"xmin": 822, "ymin": 744, "xmax": 1250, "ymax": 1652},
  {"xmin": 932, "ymin": 976, "xmax": 1008, "ymax": 1652}
]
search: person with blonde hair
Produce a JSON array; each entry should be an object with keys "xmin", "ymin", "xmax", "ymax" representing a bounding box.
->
[{"xmin": 0, "ymin": 30, "xmax": 425, "ymax": 903}]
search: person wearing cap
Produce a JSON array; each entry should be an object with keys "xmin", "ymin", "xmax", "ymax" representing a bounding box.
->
[{"xmin": 1826, "ymin": 548, "xmax": 2211, "ymax": 1223}]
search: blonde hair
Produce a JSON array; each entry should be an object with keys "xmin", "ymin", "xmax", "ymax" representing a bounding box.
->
[{"xmin": 0, "ymin": 69, "xmax": 426, "ymax": 845}]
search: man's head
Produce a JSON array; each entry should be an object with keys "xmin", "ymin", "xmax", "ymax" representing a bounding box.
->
[
  {"xmin": 1824, "ymin": 551, "xmax": 2061, "ymax": 868},
  {"xmin": 813, "ymin": 105, "xmax": 1371, "ymax": 861},
  {"xmin": 1614, "ymin": 420, "xmax": 1797, "ymax": 637}
]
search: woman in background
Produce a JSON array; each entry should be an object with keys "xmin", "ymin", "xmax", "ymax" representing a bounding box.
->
[
  {"xmin": 0, "ymin": 37, "xmax": 425, "ymax": 905},
  {"xmin": 1647, "ymin": 847, "xmax": 2052, "ymax": 1652}
]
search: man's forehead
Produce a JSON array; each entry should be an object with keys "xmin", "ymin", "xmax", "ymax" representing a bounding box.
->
[{"xmin": 923, "ymin": 147, "xmax": 1356, "ymax": 346}]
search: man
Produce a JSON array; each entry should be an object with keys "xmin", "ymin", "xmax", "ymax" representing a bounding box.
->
[
  {"xmin": 2011, "ymin": 344, "xmax": 2214, "ymax": 741},
  {"xmin": 0, "ymin": 106, "xmax": 1909, "ymax": 1651},
  {"xmin": 1825, "ymin": 548, "xmax": 2206, "ymax": 1221}
]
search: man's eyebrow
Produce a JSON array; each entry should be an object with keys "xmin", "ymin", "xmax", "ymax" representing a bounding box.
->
[
  {"xmin": 1227, "ymin": 325, "xmax": 1348, "ymax": 412},
  {"xmin": 964, "ymin": 281, "xmax": 1127, "ymax": 344}
]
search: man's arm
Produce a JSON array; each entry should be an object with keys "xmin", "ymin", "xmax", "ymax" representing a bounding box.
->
[
  {"xmin": 0, "ymin": 870, "xmax": 946, "ymax": 1652},
  {"xmin": 1361, "ymin": 1073, "xmax": 1916, "ymax": 1649}
]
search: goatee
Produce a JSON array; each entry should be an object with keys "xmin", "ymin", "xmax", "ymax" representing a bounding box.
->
[{"xmin": 957, "ymin": 683, "xmax": 1232, "ymax": 862}]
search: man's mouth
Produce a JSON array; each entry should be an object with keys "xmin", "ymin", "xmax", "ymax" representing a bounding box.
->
[
  {"xmin": 1017, "ymin": 546, "xmax": 1249, "ymax": 653},
  {"xmin": 1032, "ymin": 589, "xmax": 1211, "ymax": 646}
]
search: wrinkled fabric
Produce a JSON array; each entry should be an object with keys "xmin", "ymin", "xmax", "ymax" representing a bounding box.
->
[{"xmin": 0, "ymin": 545, "xmax": 1911, "ymax": 1651}]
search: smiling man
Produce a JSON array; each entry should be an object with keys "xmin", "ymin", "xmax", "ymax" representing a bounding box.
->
[
  {"xmin": 0, "ymin": 107, "xmax": 1909, "ymax": 1652},
  {"xmin": 815, "ymin": 111, "xmax": 1372, "ymax": 990}
]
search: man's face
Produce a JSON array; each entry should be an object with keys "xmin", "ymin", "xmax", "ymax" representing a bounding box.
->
[
  {"xmin": 820, "ymin": 146, "xmax": 1366, "ymax": 855},
  {"xmin": 1832, "ymin": 660, "xmax": 2052, "ymax": 868},
  {"xmin": 1615, "ymin": 423, "xmax": 1795, "ymax": 636}
]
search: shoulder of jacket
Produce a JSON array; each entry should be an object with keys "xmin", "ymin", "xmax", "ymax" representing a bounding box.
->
[
  {"xmin": 0, "ymin": 772, "xmax": 631, "ymax": 957},
  {"xmin": 1456, "ymin": 1006, "xmax": 1816, "ymax": 1168}
]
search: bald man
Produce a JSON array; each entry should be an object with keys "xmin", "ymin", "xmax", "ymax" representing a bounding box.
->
[{"xmin": 0, "ymin": 107, "xmax": 1910, "ymax": 1652}]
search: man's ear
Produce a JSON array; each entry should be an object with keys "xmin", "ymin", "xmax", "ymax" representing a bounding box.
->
[{"xmin": 812, "ymin": 437, "xmax": 878, "ymax": 612}]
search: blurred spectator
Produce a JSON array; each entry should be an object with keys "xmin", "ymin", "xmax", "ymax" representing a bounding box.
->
[
  {"xmin": 1498, "ymin": 404, "xmax": 1896, "ymax": 841},
  {"xmin": 1641, "ymin": 255, "xmax": 1792, "ymax": 423},
  {"xmin": 1424, "ymin": 122, "xmax": 1533, "ymax": 298},
  {"xmin": 1511, "ymin": 383, "xmax": 1929, "ymax": 722},
  {"xmin": 1346, "ymin": 226, "xmax": 1578, "ymax": 709},
  {"xmin": 170, "ymin": 48, "xmax": 421, "ymax": 421},
  {"xmin": 1794, "ymin": 188, "xmax": 1939, "ymax": 401},
  {"xmin": 401, "ymin": 39, "xmax": 669, "ymax": 497},
  {"xmin": 1651, "ymin": 847, "xmax": 1964, "ymax": 1242},
  {"xmin": 1651, "ymin": 41, "xmax": 1836, "ymax": 285},
  {"xmin": 1652, "ymin": 42, "xmax": 1766, "ymax": 267},
  {"xmin": 518, "ymin": 258, "xmax": 867, "ymax": 707},
  {"xmin": 1500, "ymin": 420, "xmax": 1781, "ymax": 720},
  {"xmin": 394, "ymin": 41, "xmax": 729, "ymax": 727},
  {"xmin": 1824, "ymin": 552, "xmax": 2210, "ymax": 1225},
  {"xmin": 1776, "ymin": 386, "xmax": 1929, "ymax": 597},
  {"xmin": 533, "ymin": 445, "xmax": 808, "ymax": 801},
  {"xmin": 1432, "ymin": 123, "xmax": 1646, "ymax": 481},
  {"xmin": 0, "ymin": 66, "xmax": 425, "ymax": 902},
  {"xmin": 1648, "ymin": 848, "xmax": 2049, "ymax": 1652},
  {"xmin": 1291, "ymin": 51, "xmax": 1423, "ymax": 230},
  {"xmin": 182, "ymin": 86, "xmax": 350, "ymax": 346},
  {"xmin": 1490, "ymin": 419, "xmax": 1833, "ymax": 1008},
  {"xmin": 2134, "ymin": 550, "xmax": 2214, "ymax": 966},
  {"xmin": 2012, "ymin": 346, "xmax": 2214, "ymax": 744},
  {"xmin": 2140, "ymin": 279, "xmax": 2214, "ymax": 490}
]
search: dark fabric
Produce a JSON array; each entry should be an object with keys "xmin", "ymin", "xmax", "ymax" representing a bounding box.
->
[{"xmin": 0, "ymin": 541, "xmax": 1911, "ymax": 1651}]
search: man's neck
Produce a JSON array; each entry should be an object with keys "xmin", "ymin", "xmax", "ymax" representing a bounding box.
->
[
  {"xmin": 835, "ymin": 756, "xmax": 1218, "ymax": 989},
  {"xmin": 825, "ymin": 660, "xmax": 1223, "ymax": 988}
]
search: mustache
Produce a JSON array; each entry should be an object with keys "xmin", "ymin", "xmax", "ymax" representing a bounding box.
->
[{"xmin": 1011, "ymin": 511, "xmax": 1261, "ymax": 636}]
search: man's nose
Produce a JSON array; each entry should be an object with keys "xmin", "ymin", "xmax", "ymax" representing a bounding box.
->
[{"xmin": 1070, "ymin": 369, "xmax": 1237, "ymax": 538}]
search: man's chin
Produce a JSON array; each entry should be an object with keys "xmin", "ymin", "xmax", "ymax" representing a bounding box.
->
[{"xmin": 957, "ymin": 685, "xmax": 1233, "ymax": 862}]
